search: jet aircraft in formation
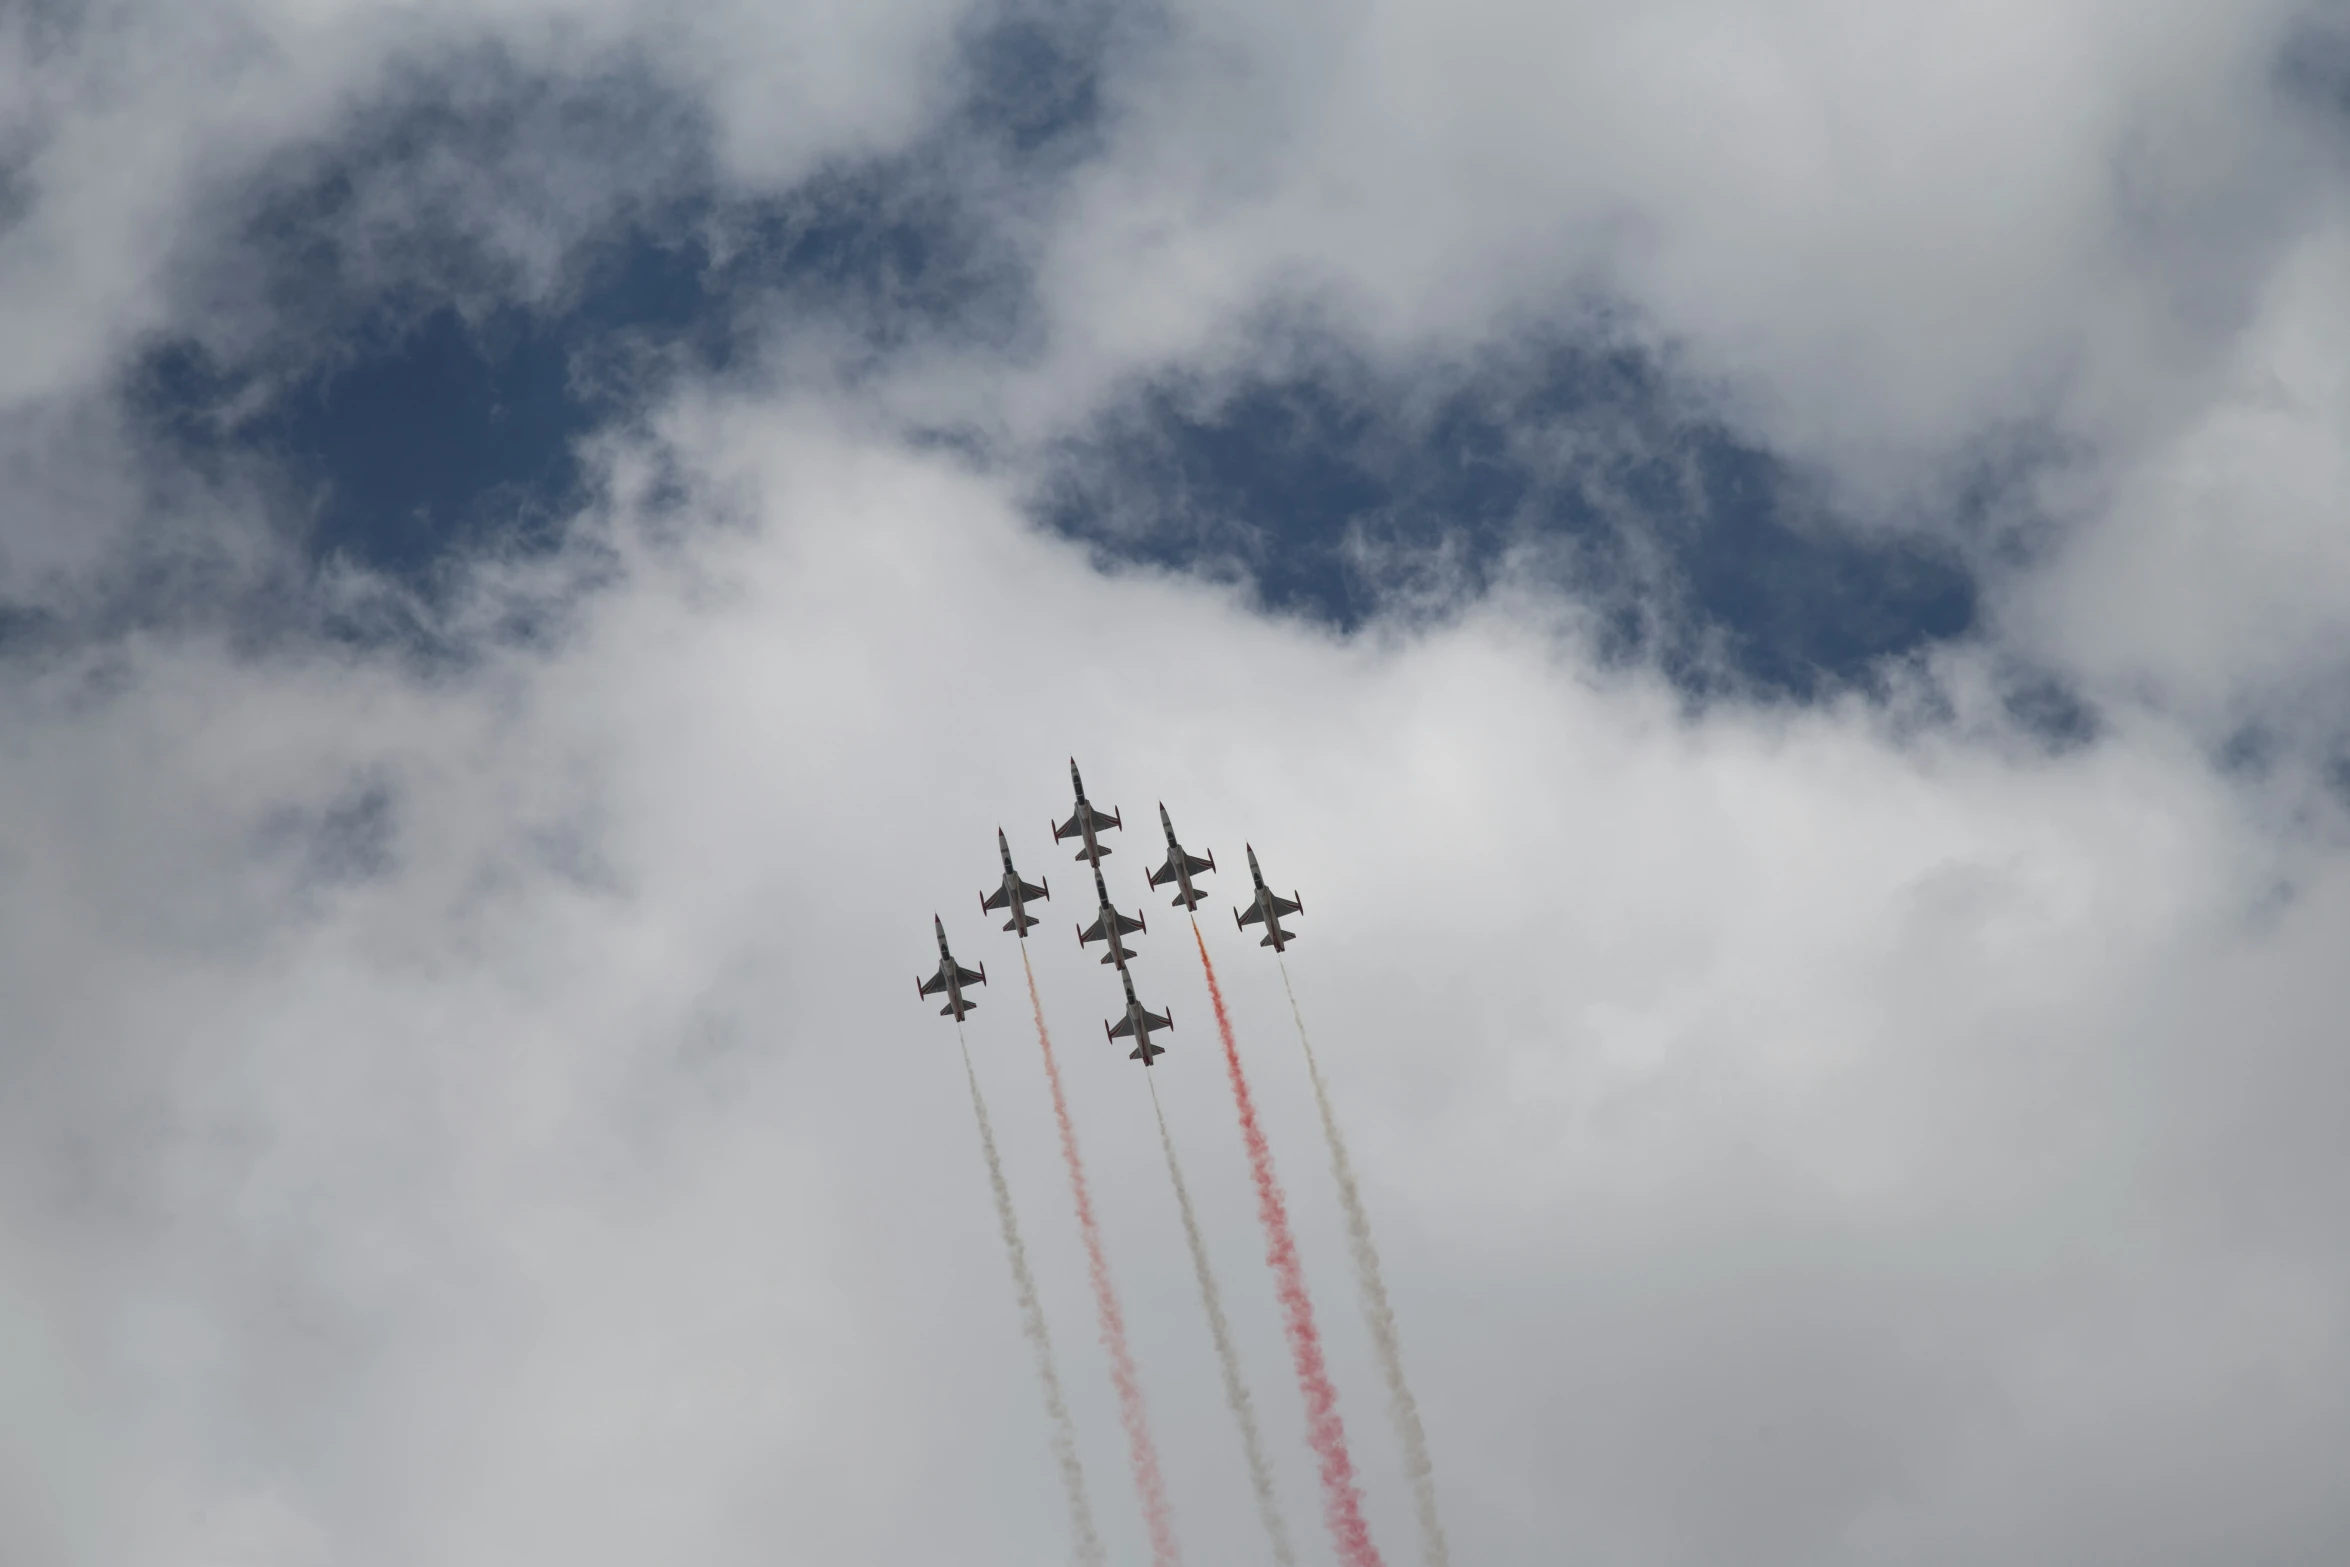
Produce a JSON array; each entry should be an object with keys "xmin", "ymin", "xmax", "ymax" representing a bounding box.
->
[
  {"xmin": 1235, "ymin": 844, "xmax": 1305, "ymax": 953},
  {"xmin": 1052, "ymin": 759, "xmax": 1122, "ymax": 865},
  {"xmin": 981, "ymin": 828, "xmax": 1050, "ymax": 937},
  {"xmin": 917, "ymin": 915, "xmax": 988, "ymax": 1020},
  {"xmin": 1106, "ymin": 963, "xmax": 1174, "ymax": 1064},
  {"xmin": 1077, "ymin": 860, "xmax": 1147, "ymax": 965},
  {"xmin": 921, "ymin": 762, "xmax": 1309, "ymax": 1059},
  {"xmin": 1148, "ymin": 803, "xmax": 1217, "ymax": 911}
]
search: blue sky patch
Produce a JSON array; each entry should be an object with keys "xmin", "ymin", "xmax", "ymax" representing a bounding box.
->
[
  {"xmin": 120, "ymin": 12, "xmax": 1100, "ymax": 595},
  {"xmin": 112, "ymin": 10, "xmax": 1993, "ymax": 709},
  {"xmin": 1036, "ymin": 335, "xmax": 1981, "ymax": 699}
]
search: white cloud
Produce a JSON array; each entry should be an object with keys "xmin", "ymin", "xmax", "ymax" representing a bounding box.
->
[
  {"xmin": 987, "ymin": 0, "xmax": 2350, "ymax": 745},
  {"xmin": 1033, "ymin": 0, "xmax": 2328, "ymax": 494},
  {"xmin": 0, "ymin": 397, "xmax": 2344, "ymax": 1562},
  {"xmin": 2015, "ymin": 207, "xmax": 2350, "ymax": 727},
  {"xmin": 3, "ymin": 0, "xmax": 2350, "ymax": 1559},
  {"xmin": 0, "ymin": 0, "xmax": 978, "ymax": 409},
  {"xmin": 0, "ymin": 0, "xmax": 982, "ymax": 609}
]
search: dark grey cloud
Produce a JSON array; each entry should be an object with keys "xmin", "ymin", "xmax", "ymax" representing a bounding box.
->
[{"xmin": 2281, "ymin": 10, "xmax": 2350, "ymax": 115}]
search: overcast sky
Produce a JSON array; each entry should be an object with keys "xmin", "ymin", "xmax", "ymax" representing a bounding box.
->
[{"xmin": 4, "ymin": 2, "xmax": 2350, "ymax": 1563}]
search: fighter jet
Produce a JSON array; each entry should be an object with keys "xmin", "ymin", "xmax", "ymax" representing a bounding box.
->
[
  {"xmin": 1105, "ymin": 964, "xmax": 1173, "ymax": 1064},
  {"xmin": 1146, "ymin": 802, "xmax": 1218, "ymax": 911},
  {"xmin": 980, "ymin": 828, "xmax": 1051, "ymax": 937},
  {"xmin": 1051, "ymin": 758, "xmax": 1123, "ymax": 866},
  {"xmin": 916, "ymin": 915, "xmax": 988, "ymax": 1020},
  {"xmin": 1076, "ymin": 859, "xmax": 1146, "ymax": 966},
  {"xmin": 1233, "ymin": 844, "xmax": 1305, "ymax": 952}
]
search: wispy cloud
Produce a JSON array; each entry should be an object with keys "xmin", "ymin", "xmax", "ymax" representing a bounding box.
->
[{"xmin": 3, "ymin": 3, "xmax": 2350, "ymax": 1563}]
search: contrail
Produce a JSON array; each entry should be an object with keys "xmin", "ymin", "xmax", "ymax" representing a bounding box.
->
[
  {"xmin": 1147, "ymin": 1071, "xmax": 1299, "ymax": 1567},
  {"xmin": 1280, "ymin": 961, "xmax": 1450, "ymax": 1567},
  {"xmin": 1022, "ymin": 948, "xmax": 1184, "ymax": 1567},
  {"xmin": 1192, "ymin": 921, "xmax": 1387, "ymax": 1567},
  {"xmin": 957, "ymin": 1029, "xmax": 1107, "ymax": 1567}
]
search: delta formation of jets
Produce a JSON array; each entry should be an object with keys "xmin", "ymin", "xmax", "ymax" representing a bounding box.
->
[{"xmin": 914, "ymin": 759, "xmax": 1308, "ymax": 1066}]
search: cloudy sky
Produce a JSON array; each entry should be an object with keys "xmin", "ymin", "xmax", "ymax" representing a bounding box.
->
[{"xmin": 5, "ymin": 1, "xmax": 2350, "ymax": 1562}]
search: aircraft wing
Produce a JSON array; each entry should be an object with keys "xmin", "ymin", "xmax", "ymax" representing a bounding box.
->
[
  {"xmin": 918, "ymin": 965, "xmax": 950, "ymax": 996},
  {"xmin": 1079, "ymin": 912, "xmax": 1108, "ymax": 944},
  {"xmin": 1061, "ymin": 804, "xmax": 1119, "ymax": 841},
  {"xmin": 1058, "ymin": 806, "xmax": 1114, "ymax": 841},
  {"xmin": 1269, "ymin": 894, "xmax": 1303, "ymax": 918},
  {"xmin": 1236, "ymin": 902, "xmax": 1263, "ymax": 927},
  {"xmin": 1149, "ymin": 850, "xmax": 1209, "ymax": 884},
  {"xmin": 954, "ymin": 961, "xmax": 985, "ymax": 987},
  {"xmin": 1114, "ymin": 909, "xmax": 1145, "ymax": 936},
  {"xmin": 983, "ymin": 876, "xmax": 1048, "ymax": 913},
  {"xmin": 1110, "ymin": 1005, "xmax": 1172, "ymax": 1041}
]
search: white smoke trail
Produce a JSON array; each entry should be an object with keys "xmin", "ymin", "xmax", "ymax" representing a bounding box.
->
[
  {"xmin": 1147, "ymin": 1072, "xmax": 1299, "ymax": 1567},
  {"xmin": 1280, "ymin": 963, "xmax": 1451, "ymax": 1567},
  {"xmin": 960, "ymin": 1031, "xmax": 1109, "ymax": 1567}
]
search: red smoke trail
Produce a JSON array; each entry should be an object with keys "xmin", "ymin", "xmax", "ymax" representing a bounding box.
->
[
  {"xmin": 1192, "ymin": 920, "xmax": 1387, "ymax": 1567},
  {"xmin": 1022, "ymin": 948, "xmax": 1183, "ymax": 1567}
]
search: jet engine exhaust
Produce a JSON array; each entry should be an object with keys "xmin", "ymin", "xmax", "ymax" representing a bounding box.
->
[
  {"xmin": 1191, "ymin": 920, "xmax": 1387, "ymax": 1567},
  {"xmin": 957, "ymin": 1026, "xmax": 1107, "ymax": 1567},
  {"xmin": 1281, "ymin": 961, "xmax": 1450, "ymax": 1567},
  {"xmin": 1022, "ymin": 948, "xmax": 1183, "ymax": 1567},
  {"xmin": 1147, "ymin": 1071, "xmax": 1298, "ymax": 1567}
]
